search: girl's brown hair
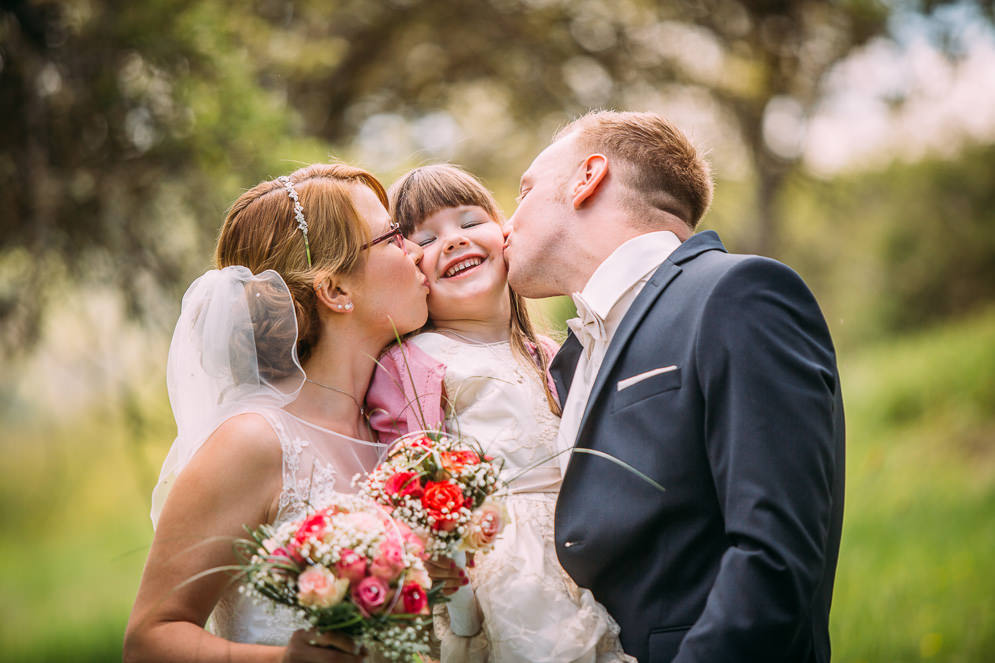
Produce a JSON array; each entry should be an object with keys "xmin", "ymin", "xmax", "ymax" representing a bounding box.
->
[
  {"xmin": 388, "ymin": 164, "xmax": 561, "ymax": 416},
  {"xmin": 216, "ymin": 163, "xmax": 389, "ymax": 364}
]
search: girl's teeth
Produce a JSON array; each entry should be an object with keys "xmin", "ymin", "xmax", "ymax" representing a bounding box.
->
[{"xmin": 446, "ymin": 258, "xmax": 482, "ymax": 277}]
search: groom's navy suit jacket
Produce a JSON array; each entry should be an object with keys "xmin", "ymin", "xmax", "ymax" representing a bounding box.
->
[{"xmin": 552, "ymin": 231, "xmax": 845, "ymax": 663}]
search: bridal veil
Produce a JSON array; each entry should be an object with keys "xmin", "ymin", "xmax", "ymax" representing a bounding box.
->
[{"xmin": 150, "ymin": 266, "xmax": 304, "ymax": 526}]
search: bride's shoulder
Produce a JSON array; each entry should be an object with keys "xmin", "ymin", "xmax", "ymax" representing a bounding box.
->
[{"xmin": 201, "ymin": 412, "xmax": 282, "ymax": 470}]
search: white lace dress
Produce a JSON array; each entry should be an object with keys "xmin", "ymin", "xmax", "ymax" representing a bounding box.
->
[
  {"xmin": 409, "ymin": 333, "xmax": 633, "ymax": 663},
  {"xmin": 208, "ymin": 407, "xmax": 384, "ymax": 645}
]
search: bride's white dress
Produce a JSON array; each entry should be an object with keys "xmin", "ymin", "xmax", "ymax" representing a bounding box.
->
[
  {"xmin": 409, "ymin": 333, "xmax": 633, "ymax": 663},
  {"xmin": 152, "ymin": 267, "xmax": 393, "ymax": 652},
  {"xmin": 207, "ymin": 407, "xmax": 383, "ymax": 644}
]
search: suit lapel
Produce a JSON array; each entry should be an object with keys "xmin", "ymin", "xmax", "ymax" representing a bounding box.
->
[
  {"xmin": 550, "ymin": 332, "xmax": 582, "ymax": 410},
  {"xmin": 572, "ymin": 261, "xmax": 682, "ymax": 442},
  {"xmin": 572, "ymin": 231, "xmax": 728, "ymax": 446}
]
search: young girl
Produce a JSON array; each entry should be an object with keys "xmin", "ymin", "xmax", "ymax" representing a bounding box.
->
[{"xmin": 366, "ymin": 165, "xmax": 633, "ymax": 663}]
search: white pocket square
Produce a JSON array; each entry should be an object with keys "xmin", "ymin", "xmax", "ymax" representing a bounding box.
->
[{"xmin": 617, "ymin": 365, "xmax": 678, "ymax": 391}]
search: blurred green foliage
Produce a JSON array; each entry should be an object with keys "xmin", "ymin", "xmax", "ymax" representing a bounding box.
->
[
  {"xmin": 1, "ymin": 306, "xmax": 992, "ymax": 662},
  {"xmin": 771, "ymin": 142, "xmax": 995, "ymax": 347},
  {"xmin": 1, "ymin": 0, "xmax": 994, "ymax": 661}
]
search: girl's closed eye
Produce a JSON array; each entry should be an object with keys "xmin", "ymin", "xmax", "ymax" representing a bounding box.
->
[
  {"xmin": 411, "ymin": 230, "xmax": 436, "ymax": 247},
  {"xmin": 459, "ymin": 211, "xmax": 487, "ymax": 228}
]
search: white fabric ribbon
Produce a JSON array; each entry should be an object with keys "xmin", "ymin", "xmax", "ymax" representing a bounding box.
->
[{"xmin": 565, "ymin": 292, "xmax": 608, "ymax": 359}]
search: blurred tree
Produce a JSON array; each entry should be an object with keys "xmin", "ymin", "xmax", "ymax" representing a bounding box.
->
[
  {"xmin": 847, "ymin": 143, "xmax": 995, "ymax": 333},
  {"xmin": 2, "ymin": 0, "xmax": 992, "ymax": 356},
  {"xmin": 265, "ymin": 0, "xmax": 898, "ymax": 256},
  {"xmin": 778, "ymin": 142, "xmax": 995, "ymax": 344},
  {"xmin": 0, "ymin": 0, "xmax": 308, "ymax": 355}
]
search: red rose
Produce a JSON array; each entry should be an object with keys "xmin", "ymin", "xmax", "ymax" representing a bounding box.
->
[
  {"xmin": 405, "ymin": 434, "xmax": 434, "ymax": 451},
  {"xmin": 293, "ymin": 511, "xmax": 329, "ymax": 547},
  {"xmin": 397, "ymin": 581, "xmax": 429, "ymax": 615},
  {"xmin": 440, "ymin": 450, "xmax": 481, "ymax": 474},
  {"xmin": 422, "ymin": 481, "xmax": 465, "ymax": 531},
  {"xmin": 384, "ymin": 471, "xmax": 425, "ymax": 499}
]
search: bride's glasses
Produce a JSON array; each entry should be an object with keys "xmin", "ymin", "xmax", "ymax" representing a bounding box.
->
[{"xmin": 362, "ymin": 222, "xmax": 407, "ymax": 253}]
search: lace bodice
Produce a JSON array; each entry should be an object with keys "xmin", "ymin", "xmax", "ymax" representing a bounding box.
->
[
  {"xmin": 409, "ymin": 333, "xmax": 562, "ymax": 492},
  {"xmin": 209, "ymin": 407, "xmax": 383, "ymax": 645}
]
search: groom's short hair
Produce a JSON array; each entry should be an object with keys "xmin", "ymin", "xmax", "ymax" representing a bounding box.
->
[{"xmin": 556, "ymin": 111, "xmax": 713, "ymax": 229}]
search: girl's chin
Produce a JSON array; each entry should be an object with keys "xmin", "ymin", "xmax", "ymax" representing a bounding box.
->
[{"xmin": 430, "ymin": 281, "xmax": 506, "ymax": 303}]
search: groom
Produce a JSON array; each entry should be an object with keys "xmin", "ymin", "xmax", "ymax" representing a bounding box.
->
[{"xmin": 504, "ymin": 111, "xmax": 844, "ymax": 662}]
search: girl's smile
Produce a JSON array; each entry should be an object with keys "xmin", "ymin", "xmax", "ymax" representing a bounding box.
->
[
  {"xmin": 409, "ymin": 205, "xmax": 509, "ymax": 325},
  {"xmin": 441, "ymin": 254, "xmax": 486, "ymax": 279}
]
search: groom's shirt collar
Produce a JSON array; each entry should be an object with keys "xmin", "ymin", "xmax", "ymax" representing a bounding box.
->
[
  {"xmin": 574, "ymin": 230, "xmax": 682, "ymax": 325},
  {"xmin": 556, "ymin": 230, "xmax": 681, "ymax": 476}
]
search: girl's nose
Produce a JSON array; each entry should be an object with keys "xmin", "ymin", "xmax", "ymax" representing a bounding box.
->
[{"xmin": 444, "ymin": 235, "xmax": 469, "ymax": 253}]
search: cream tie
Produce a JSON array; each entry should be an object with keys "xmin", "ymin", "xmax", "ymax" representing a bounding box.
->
[
  {"xmin": 566, "ymin": 292, "xmax": 609, "ymax": 387},
  {"xmin": 566, "ymin": 292, "xmax": 608, "ymax": 359}
]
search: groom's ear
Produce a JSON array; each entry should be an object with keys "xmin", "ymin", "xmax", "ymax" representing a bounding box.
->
[{"xmin": 571, "ymin": 154, "xmax": 609, "ymax": 210}]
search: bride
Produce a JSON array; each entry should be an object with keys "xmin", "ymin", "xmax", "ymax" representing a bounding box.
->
[{"xmin": 124, "ymin": 163, "xmax": 430, "ymax": 662}]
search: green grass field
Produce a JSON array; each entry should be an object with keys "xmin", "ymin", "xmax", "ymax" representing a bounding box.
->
[{"xmin": 1, "ymin": 309, "xmax": 992, "ymax": 662}]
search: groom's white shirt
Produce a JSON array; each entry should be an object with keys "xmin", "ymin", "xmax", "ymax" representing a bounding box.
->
[{"xmin": 556, "ymin": 231, "xmax": 682, "ymax": 475}]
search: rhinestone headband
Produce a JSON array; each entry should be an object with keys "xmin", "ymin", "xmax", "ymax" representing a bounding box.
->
[{"xmin": 277, "ymin": 176, "xmax": 312, "ymax": 267}]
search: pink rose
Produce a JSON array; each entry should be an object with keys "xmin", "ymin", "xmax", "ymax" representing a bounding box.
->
[
  {"xmin": 404, "ymin": 530, "xmax": 427, "ymax": 559},
  {"xmin": 269, "ymin": 546, "xmax": 303, "ymax": 566},
  {"xmin": 386, "ymin": 519, "xmax": 427, "ymax": 559},
  {"xmin": 390, "ymin": 519, "xmax": 413, "ymax": 540},
  {"xmin": 297, "ymin": 566, "xmax": 349, "ymax": 609},
  {"xmin": 371, "ymin": 539, "xmax": 406, "ymax": 581},
  {"xmin": 384, "ymin": 471, "xmax": 425, "ymax": 499},
  {"xmin": 464, "ymin": 500, "xmax": 506, "ymax": 550},
  {"xmin": 352, "ymin": 575, "xmax": 390, "ymax": 616},
  {"xmin": 335, "ymin": 549, "xmax": 368, "ymax": 583},
  {"xmin": 396, "ymin": 581, "xmax": 429, "ymax": 615}
]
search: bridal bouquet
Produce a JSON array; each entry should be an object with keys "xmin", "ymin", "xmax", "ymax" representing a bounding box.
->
[
  {"xmin": 235, "ymin": 496, "xmax": 439, "ymax": 660},
  {"xmin": 356, "ymin": 430, "xmax": 508, "ymax": 560}
]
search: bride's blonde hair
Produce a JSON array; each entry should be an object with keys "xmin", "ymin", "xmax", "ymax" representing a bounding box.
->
[{"xmin": 216, "ymin": 163, "xmax": 389, "ymax": 365}]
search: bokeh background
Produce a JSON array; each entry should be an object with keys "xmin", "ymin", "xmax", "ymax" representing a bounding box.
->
[{"xmin": 2, "ymin": 0, "xmax": 994, "ymax": 660}]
